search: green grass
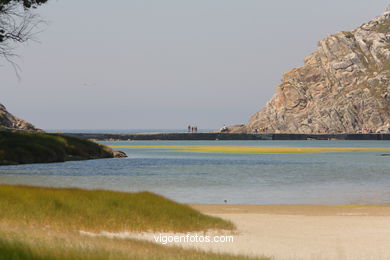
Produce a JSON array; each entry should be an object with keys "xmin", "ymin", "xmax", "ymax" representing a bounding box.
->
[
  {"xmin": 0, "ymin": 185, "xmax": 233, "ymax": 232},
  {"xmin": 0, "ymin": 231, "xmax": 264, "ymax": 260},
  {"xmin": 0, "ymin": 185, "xmax": 250, "ymax": 259},
  {"xmin": 0, "ymin": 131, "xmax": 114, "ymax": 165}
]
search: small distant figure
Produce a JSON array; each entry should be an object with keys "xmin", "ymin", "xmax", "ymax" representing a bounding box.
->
[
  {"xmin": 224, "ymin": 200, "xmax": 227, "ymax": 204},
  {"xmin": 194, "ymin": 126, "xmax": 198, "ymax": 133},
  {"xmin": 188, "ymin": 125, "xmax": 191, "ymax": 133}
]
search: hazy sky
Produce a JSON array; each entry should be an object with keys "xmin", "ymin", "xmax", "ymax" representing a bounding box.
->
[{"xmin": 2, "ymin": 0, "xmax": 389, "ymax": 130}]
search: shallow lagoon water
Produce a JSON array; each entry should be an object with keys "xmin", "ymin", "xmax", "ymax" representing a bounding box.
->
[{"xmin": 1, "ymin": 140, "xmax": 390, "ymax": 204}]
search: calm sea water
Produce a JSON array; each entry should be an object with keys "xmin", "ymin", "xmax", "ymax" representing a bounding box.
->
[
  {"xmin": 46, "ymin": 129, "xmax": 214, "ymax": 134},
  {"xmin": 1, "ymin": 140, "xmax": 390, "ymax": 204}
]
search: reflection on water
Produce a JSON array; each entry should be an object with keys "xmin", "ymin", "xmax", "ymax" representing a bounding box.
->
[{"xmin": 1, "ymin": 140, "xmax": 390, "ymax": 204}]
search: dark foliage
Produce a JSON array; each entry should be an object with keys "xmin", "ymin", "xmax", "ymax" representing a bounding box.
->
[
  {"xmin": 0, "ymin": 0, "xmax": 48, "ymax": 11},
  {"xmin": 0, "ymin": 0, "xmax": 48, "ymax": 67},
  {"xmin": 0, "ymin": 131, "xmax": 114, "ymax": 165}
]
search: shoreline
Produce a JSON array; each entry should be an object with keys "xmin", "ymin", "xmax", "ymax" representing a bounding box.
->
[{"xmin": 190, "ymin": 204, "xmax": 390, "ymax": 216}]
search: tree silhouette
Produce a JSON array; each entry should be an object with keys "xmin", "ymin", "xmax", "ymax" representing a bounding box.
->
[{"xmin": 0, "ymin": 0, "xmax": 48, "ymax": 68}]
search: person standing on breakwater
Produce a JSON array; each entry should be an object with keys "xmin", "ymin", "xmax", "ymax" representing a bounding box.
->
[{"xmin": 188, "ymin": 126, "xmax": 198, "ymax": 133}]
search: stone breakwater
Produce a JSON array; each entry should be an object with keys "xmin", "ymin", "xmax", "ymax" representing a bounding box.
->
[{"xmin": 61, "ymin": 132, "xmax": 390, "ymax": 141}]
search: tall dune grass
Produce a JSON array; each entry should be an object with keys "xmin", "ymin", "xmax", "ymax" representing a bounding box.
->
[
  {"xmin": 0, "ymin": 230, "xmax": 265, "ymax": 260},
  {"xmin": 0, "ymin": 185, "xmax": 233, "ymax": 232},
  {"xmin": 0, "ymin": 185, "xmax": 254, "ymax": 259}
]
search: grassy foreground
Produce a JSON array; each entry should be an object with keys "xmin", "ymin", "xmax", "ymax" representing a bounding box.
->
[
  {"xmin": 110, "ymin": 144, "xmax": 390, "ymax": 154},
  {"xmin": 0, "ymin": 185, "xmax": 233, "ymax": 232},
  {"xmin": 0, "ymin": 131, "xmax": 115, "ymax": 165},
  {"xmin": 0, "ymin": 185, "xmax": 261, "ymax": 260},
  {"xmin": 0, "ymin": 230, "xmax": 264, "ymax": 260}
]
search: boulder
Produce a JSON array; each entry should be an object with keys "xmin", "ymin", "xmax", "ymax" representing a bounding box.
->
[{"xmin": 113, "ymin": 150, "xmax": 128, "ymax": 158}]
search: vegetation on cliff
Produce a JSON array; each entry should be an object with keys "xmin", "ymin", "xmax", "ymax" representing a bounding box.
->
[{"xmin": 0, "ymin": 131, "xmax": 115, "ymax": 165}]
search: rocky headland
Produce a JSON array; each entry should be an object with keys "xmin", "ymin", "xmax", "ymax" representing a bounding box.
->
[
  {"xmin": 0, "ymin": 103, "xmax": 41, "ymax": 132},
  {"xmin": 246, "ymin": 6, "xmax": 390, "ymax": 134},
  {"xmin": 0, "ymin": 103, "xmax": 127, "ymax": 165}
]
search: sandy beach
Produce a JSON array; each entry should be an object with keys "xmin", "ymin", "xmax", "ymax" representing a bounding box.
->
[
  {"xmin": 190, "ymin": 205, "xmax": 390, "ymax": 260},
  {"xmin": 101, "ymin": 204, "xmax": 390, "ymax": 260}
]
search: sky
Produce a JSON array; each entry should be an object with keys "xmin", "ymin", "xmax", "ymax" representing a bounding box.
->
[{"xmin": 1, "ymin": 0, "xmax": 389, "ymax": 130}]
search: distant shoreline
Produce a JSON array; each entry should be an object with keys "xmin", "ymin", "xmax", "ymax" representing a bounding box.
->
[
  {"xmin": 191, "ymin": 204, "xmax": 390, "ymax": 216},
  {"xmin": 59, "ymin": 132, "xmax": 390, "ymax": 141}
]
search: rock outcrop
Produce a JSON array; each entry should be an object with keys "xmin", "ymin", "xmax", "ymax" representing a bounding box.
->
[
  {"xmin": 222, "ymin": 124, "xmax": 248, "ymax": 133},
  {"xmin": 0, "ymin": 103, "xmax": 41, "ymax": 132},
  {"xmin": 248, "ymin": 6, "xmax": 390, "ymax": 134},
  {"xmin": 0, "ymin": 104, "xmax": 127, "ymax": 165}
]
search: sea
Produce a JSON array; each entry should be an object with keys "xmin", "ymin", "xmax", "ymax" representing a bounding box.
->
[{"xmin": 1, "ymin": 130, "xmax": 390, "ymax": 204}]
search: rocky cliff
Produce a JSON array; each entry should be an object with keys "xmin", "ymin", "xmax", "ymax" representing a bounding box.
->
[
  {"xmin": 248, "ymin": 6, "xmax": 390, "ymax": 134},
  {"xmin": 0, "ymin": 103, "xmax": 41, "ymax": 131}
]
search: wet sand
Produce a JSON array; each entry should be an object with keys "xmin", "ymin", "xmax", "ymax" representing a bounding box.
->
[{"xmin": 191, "ymin": 204, "xmax": 390, "ymax": 216}]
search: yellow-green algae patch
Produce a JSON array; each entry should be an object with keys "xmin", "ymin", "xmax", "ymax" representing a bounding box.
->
[{"xmin": 109, "ymin": 145, "xmax": 390, "ymax": 154}]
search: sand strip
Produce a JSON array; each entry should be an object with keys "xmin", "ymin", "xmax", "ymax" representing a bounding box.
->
[
  {"xmin": 190, "ymin": 205, "xmax": 390, "ymax": 260},
  {"xmin": 190, "ymin": 204, "xmax": 390, "ymax": 216},
  {"xmin": 80, "ymin": 205, "xmax": 390, "ymax": 260}
]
